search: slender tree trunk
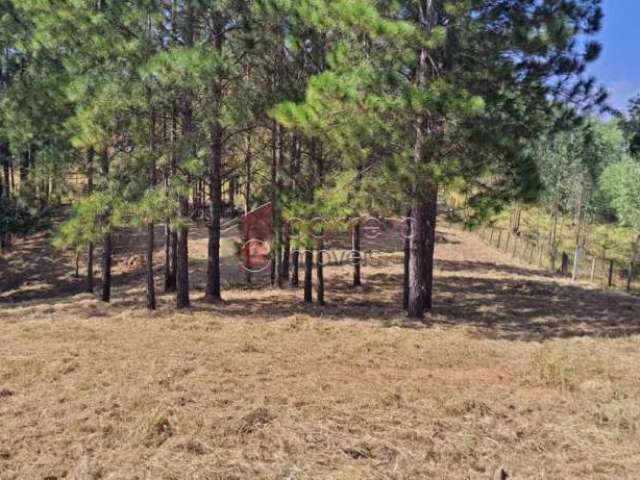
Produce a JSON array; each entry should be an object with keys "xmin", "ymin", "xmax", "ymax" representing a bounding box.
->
[
  {"xmin": 403, "ymin": 210, "xmax": 412, "ymax": 310},
  {"xmin": 176, "ymin": 200, "xmax": 190, "ymax": 309},
  {"xmin": 407, "ymin": 0, "xmax": 438, "ymax": 319},
  {"xmin": 146, "ymin": 223, "xmax": 156, "ymax": 309},
  {"xmin": 304, "ymin": 248, "xmax": 313, "ymax": 304},
  {"xmin": 146, "ymin": 108, "xmax": 157, "ymax": 310},
  {"xmin": 165, "ymin": 223, "xmax": 177, "ymax": 292},
  {"xmin": 549, "ymin": 209, "xmax": 559, "ymax": 270},
  {"xmin": 205, "ymin": 123, "xmax": 223, "ymax": 303},
  {"xmin": 316, "ymin": 245, "xmax": 325, "ymax": 305},
  {"xmin": 176, "ymin": 104, "xmax": 192, "ymax": 309},
  {"xmin": 289, "ymin": 133, "xmax": 301, "ymax": 289},
  {"xmin": 86, "ymin": 148, "xmax": 95, "ymax": 293},
  {"xmin": 291, "ymin": 249, "xmax": 300, "ymax": 287},
  {"xmin": 243, "ymin": 132, "xmax": 253, "ymax": 285},
  {"xmin": 281, "ymin": 225, "xmax": 290, "ymax": 282},
  {"xmin": 424, "ymin": 188, "xmax": 438, "ymax": 312},
  {"xmin": 165, "ymin": 103, "xmax": 178, "ymax": 293},
  {"xmin": 352, "ymin": 221, "xmax": 361, "ymax": 287},
  {"xmin": 243, "ymin": 133, "xmax": 252, "ymax": 215},
  {"xmin": 511, "ymin": 202, "xmax": 522, "ymax": 234},
  {"xmin": 408, "ymin": 197, "xmax": 428, "ymax": 318},
  {"xmin": 572, "ymin": 188, "xmax": 585, "ymax": 281},
  {"xmin": 271, "ymin": 121, "xmax": 284, "ymax": 288},
  {"xmin": 176, "ymin": 0, "xmax": 194, "ymax": 309},
  {"xmin": 100, "ymin": 149, "xmax": 111, "ymax": 303}
]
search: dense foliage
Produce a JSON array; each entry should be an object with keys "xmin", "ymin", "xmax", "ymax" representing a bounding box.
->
[{"xmin": 2, "ymin": 0, "xmax": 628, "ymax": 316}]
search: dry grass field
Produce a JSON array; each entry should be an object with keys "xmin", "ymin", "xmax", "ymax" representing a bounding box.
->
[{"xmin": 2, "ymin": 220, "xmax": 640, "ymax": 479}]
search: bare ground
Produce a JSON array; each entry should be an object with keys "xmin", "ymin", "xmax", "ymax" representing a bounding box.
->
[{"xmin": 1, "ymin": 221, "xmax": 640, "ymax": 479}]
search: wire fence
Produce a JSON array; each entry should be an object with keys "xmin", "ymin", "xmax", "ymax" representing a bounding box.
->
[{"xmin": 478, "ymin": 225, "xmax": 639, "ymax": 295}]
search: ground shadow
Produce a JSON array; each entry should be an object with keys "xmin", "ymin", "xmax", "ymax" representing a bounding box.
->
[{"xmin": 3, "ymin": 223, "xmax": 640, "ymax": 343}]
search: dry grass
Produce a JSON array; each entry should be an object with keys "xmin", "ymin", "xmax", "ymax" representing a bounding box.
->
[{"xmin": 2, "ymin": 221, "xmax": 640, "ymax": 479}]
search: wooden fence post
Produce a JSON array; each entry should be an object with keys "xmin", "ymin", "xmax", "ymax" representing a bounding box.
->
[
  {"xmin": 496, "ymin": 230, "xmax": 502, "ymax": 250},
  {"xmin": 627, "ymin": 261, "xmax": 634, "ymax": 292},
  {"xmin": 505, "ymin": 233, "xmax": 511, "ymax": 252},
  {"xmin": 590, "ymin": 257, "xmax": 597, "ymax": 283},
  {"xmin": 489, "ymin": 228, "xmax": 495, "ymax": 245}
]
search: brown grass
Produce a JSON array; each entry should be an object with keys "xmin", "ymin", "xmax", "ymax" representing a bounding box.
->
[{"xmin": 1, "ymin": 221, "xmax": 640, "ymax": 479}]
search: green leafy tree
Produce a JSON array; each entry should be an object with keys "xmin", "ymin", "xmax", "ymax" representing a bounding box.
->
[
  {"xmin": 277, "ymin": 0, "xmax": 605, "ymax": 318},
  {"xmin": 601, "ymin": 158, "xmax": 640, "ymax": 288}
]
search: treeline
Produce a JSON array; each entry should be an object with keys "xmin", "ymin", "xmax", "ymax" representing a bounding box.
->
[
  {"xmin": 489, "ymin": 104, "xmax": 640, "ymax": 283},
  {"xmin": 0, "ymin": 0, "xmax": 607, "ymax": 318}
]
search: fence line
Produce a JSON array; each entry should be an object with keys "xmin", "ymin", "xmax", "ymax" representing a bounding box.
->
[{"xmin": 477, "ymin": 226, "xmax": 638, "ymax": 295}]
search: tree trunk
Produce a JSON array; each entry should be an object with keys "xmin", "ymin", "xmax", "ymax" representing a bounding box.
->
[
  {"xmin": 146, "ymin": 108, "xmax": 157, "ymax": 310},
  {"xmin": 164, "ymin": 224, "xmax": 177, "ymax": 292},
  {"xmin": 403, "ymin": 210, "xmax": 412, "ymax": 310},
  {"xmin": 289, "ymin": 133, "xmax": 301, "ymax": 289},
  {"xmin": 205, "ymin": 122, "xmax": 223, "ymax": 303},
  {"xmin": 176, "ymin": 102, "xmax": 192, "ymax": 309},
  {"xmin": 100, "ymin": 149, "xmax": 111, "ymax": 303},
  {"xmin": 243, "ymin": 133, "xmax": 252, "ymax": 215},
  {"xmin": 510, "ymin": 202, "xmax": 522, "ymax": 234},
  {"xmin": 164, "ymin": 103, "xmax": 178, "ymax": 293},
  {"xmin": 304, "ymin": 248, "xmax": 313, "ymax": 304},
  {"xmin": 271, "ymin": 121, "xmax": 284, "ymax": 288},
  {"xmin": 407, "ymin": 0, "xmax": 438, "ymax": 319},
  {"xmin": 176, "ymin": 0, "xmax": 194, "ymax": 310},
  {"xmin": 352, "ymin": 221, "xmax": 362, "ymax": 287},
  {"xmin": 291, "ymin": 249, "xmax": 300, "ymax": 287},
  {"xmin": 146, "ymin": 222, "xmax": 156, "ymax": 310},
  {"xmin": 281, "ymin": 225, "xmax": 290, "ymax": 282},
  {"xmin": 176, "ymin": 199, "xmax": 190, "ymax": 309},
  {"xmin": 243, "ymin": 133, "xmax": 253, "ymax": 284},
  {"xmin": 86, "ymin": 148, "xmax": 95, "ymax": 293},
  {"xmin": 407, "ymin": 189, "xmax": 438, "ymax": 319},
  {"xmin": 316, "ymin": 246, "xmax": 325, "ymax": 305}
]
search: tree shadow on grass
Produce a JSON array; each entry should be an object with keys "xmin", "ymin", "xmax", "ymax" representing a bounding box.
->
[
  {"xmin": 3, "ymin": 224, "xmax": 640, "ymax": 343},
  {"xmin": 183, "ymin": 254, "xmax": 640, "ymax": 341},
  {"xmin": 433, "ymin": 273, "xmax": 640, "ymax": 341}
]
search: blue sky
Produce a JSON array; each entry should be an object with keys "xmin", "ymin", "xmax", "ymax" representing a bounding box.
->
[{"xmin": 587, "ymin": 0, "xmax": 640, "ymax": 113}]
